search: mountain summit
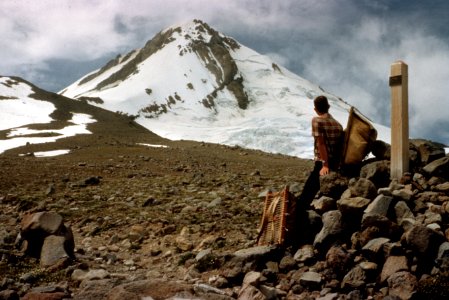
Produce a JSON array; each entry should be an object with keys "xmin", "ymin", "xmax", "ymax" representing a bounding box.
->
[{"xmin": 61, "ymin": 19, "xmax": 387, "ymax": 158}]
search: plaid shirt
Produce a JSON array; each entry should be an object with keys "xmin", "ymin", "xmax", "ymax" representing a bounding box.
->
[{"xmin": 312, "ymin": 113, "xmax": 343, "ymax": 167}]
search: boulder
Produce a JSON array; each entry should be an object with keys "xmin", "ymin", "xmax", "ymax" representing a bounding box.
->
[
  {"xmin": 348, "ymin": 178, "xmax": 377, "ymax": 200},
  {"xmin": 21, "ymin": 211, "xmax": 63, "ymax": 235},
  {"xmin": 410, "ymin": 139, "xmax": 445, "ymax": 165},
  {"xmin": 364, "ymin": 194, "xmax": 393, "ymax": 217},
  {"xmin": 337, "ymin": 197, "xmax": 371, "ymax": 217},
  {"xmin": 299, "ymin": 271, "xmax": 322, "ymax": 290},
  {"xmin": 238, "ymin": 285, "xmax": 267, "ymax": 300},
  {"xmin": 237, "ymin": 285, "xmax": 267, "ymax": 300},
  {"xmin": 404, "ymin": 225, "xmax": 444, "ymax": 255},
  {"xmin": 325, "ymin": 245, "xmax": 351, "ymax": 276},
  {"xmin": 387, "ymin": 271, "xmax": 418, "ymax": 300},
  {"xmin": 380, "ymin": 256, "xmax": 409, "ymax": 283},
  {"xmin": 341, "ymin": 266, "xmax": 366, "ymax": 290},
  {"xmin": 360, "ymin": 160, "xmax": 391, "ymax": 188},
  {"xmin": 311, "ymin": 196, "xmax": 336, "ymax": 213},
  {"xmin": 362, "ymin": 237, "xmax": 390, "ymax": 260},
  {"xmin": 319, "ymin": 172, "xmax": 348, "ymax": 199},
  {"xmin": 313, "ymin": 210, "xmax": 343, "ymax": 250},
  {"xmin": 423, "ymin": 156, "xmax": 449, "ymax": 178},
  {"xmin": 293, "ymin": 244, "xmax": 316, "ymax": 264},
  {"xmin": 233, "ymin": 245, "xmax": 280, "ymax": 263},
  {"xmin": 40, "ymin": 235, "xmax": 72, "ymax": 268}
]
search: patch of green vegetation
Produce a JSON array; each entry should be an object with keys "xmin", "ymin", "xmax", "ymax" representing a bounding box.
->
[
  {"xmin": 145, "ymin": 88, "xmax": 153, "ymax": 96},
  {"xmin": 187, "ymin": 83, "xmax": 194, "ymax": 90}
]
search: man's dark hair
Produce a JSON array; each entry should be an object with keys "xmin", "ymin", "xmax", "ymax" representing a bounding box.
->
[{"xmin": 314, "ymin": 95, "xmax": 330, "ymax": 114}]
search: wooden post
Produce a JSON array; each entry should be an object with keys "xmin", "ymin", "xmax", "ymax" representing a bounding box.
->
[{"xmin": 389, "ymin": 61, "xmax": 409, "ymax": 179}]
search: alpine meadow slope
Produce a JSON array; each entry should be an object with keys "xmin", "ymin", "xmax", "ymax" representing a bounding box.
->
[{"xmin": 61, "ymin": 19, "xmax": 389, "ymax": 159}]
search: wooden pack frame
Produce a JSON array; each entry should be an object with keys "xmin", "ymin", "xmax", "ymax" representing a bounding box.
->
[
  {"xmin": 341, "ymin": 107, "xmax": 378, "ymax": 165},
  {"xmin": 256, "ymin": 186, "xmax": 295, "ymax": 246}
]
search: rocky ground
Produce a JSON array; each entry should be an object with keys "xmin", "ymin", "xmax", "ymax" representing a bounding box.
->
[
  {"xmin": 0, "ymin": 130, "xmax": 312, "ymax": 299},
  {"xmin": 1, "ymin": 128, "xmax": 449, "ymax": 299}
]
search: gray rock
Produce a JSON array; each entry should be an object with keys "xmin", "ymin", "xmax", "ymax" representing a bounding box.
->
[
  {"xmin": 348, "ymin": 178, "xmax": 377, "ymax": 200},
  {"xmin": 437, "ymin": 242, "xmax": 449, "ymax": 272},
  {"xmin": 435, "ymin": 182, "xmax": 449, "ymax": 193},
  {"xmin": 392, "ymin": 188, "xmax": 414, "ymax": 201},
  {"xmin": 317, "ymin": 292, "xmax": 340, "ymax": 300},
  {"xmin": 242, "ymin": 271, "xmax": 262, "ymax": 287},
  {"xmin": 360, "ymin": 160, "xmax": 391, "ymax": 188},
  {"xmin": 394, "ymin": 201, "xmax": 414, "ymax": 225},
  {"xmin": 294, "ymin": 244, "xmax": 316, "ymax": 263},
  {"xmin": 0, "ymin": 290, "xmax": 19, "ymax": 300},
  {"xmin": 21, "ymin": 211, "xmax": 63, "ymax": 235},
  {"xmin": 238, "ymin": 284, "xmax": 267, "ymax": 300},
  {"xmin": 341, "ymin": 266, "xmax": 366, "ymax": 289},
  {"xmin": 193, "ymin": 283, "xmax": 228, "ymax": 296},
  {"xmin": 313, "ymin": 210, "xmax": 343, "ymax": 249},
  {"xmin": 423, "ymin": 156, "xmax": 449, "ymax": 178},
  {"xmin": 413, "ymin": 173, "xmax": 428, "ymax": 190},
  {"xmin": 337, "ymin": 197, "xmax": 371, "ymax": 217},
  {"xmin": 404, "ymin": 225, "xmax": 444, "ymax": 255},
  {"xmin": 361, "ymin": 214, "xmax": 401, "ymax": 239},
  {"xmin": 311, "ymin": 196, "xmax": 336, "ymax": 213},
  {"xmin": 325, "ymin": 245, "xmax": 350, "ymax": 276},
  {"xmin": 387, "ymin": 271, "xmax": 418, "ymax": 300},
  {"xmin": 40, "ymin": 235, "xmax": 71, "ymax": 267},
  {"xmin": 423, "ymin": 210, "xmax": 442, "ymax": 225},
  {"xmin": 259, "ymin": 285, "xmax": 285, "ymax": 299},
  {"xmin": 380, "ymin": 256, "xmax": 409, "ymax": 283},
  {"xmin": 300, "ymin": 271, "xmax": 322, "ymax": 290},
  {"xmin": 71, "ymin": 269, "xmax": 110, "ymax": 282},
  {"xmin": 415, "ymin": 191, "xmax": 441, "ymax": 203},
  {"xmin": 73, "ymin": 279, "xmax": 116, "ymax": 300},
  {"xmin": 364, "ymin": 194, "xmax": 393, "ymax": 216},
  {"xmin": 319, "ymin": 172, "xmax": 348, "ymax": 199},
  {"xmin": 410, "ymin": 139, "xmax": 446, "ymax": 165},
  {"xmin": 233, "ymin": 246, "xmax": 279, "ymax": 262},
  {"xmin": 362, "ymin": 237, "xmax": 390, "ymax": 259},
  {"xmin": 279, "ymin": 255, "xmax": 296, "ymax": 272}
]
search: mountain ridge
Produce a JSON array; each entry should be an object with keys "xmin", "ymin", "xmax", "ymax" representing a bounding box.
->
[{"xmin": 61, "ymin": 19, "xmax": 388, "ymax": 158}]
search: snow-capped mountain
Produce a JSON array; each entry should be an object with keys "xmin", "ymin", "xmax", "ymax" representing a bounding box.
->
[
  {"xmin": 0, "ymin": 76, "xmax": 164, "ymax": 155},
  {"xmin": 61, "ymin": 19, "xmax": 388, "ymax": 158}
]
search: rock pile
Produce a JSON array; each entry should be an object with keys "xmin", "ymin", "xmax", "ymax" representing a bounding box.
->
[
  {"xmin": 227, "ymin": 140, "xmax": 449, "ymax": 299},
  {"xmin": 179, "ymin": 139, "xmax": 449, "ymax": 299}
]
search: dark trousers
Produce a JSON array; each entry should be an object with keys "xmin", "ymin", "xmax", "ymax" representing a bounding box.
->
[
  {"xmin": 292, "ymin": 161, "xmax": 322, "ymax": 246},
  {"xmin": 297, "ymin": 161, "xmax": 322, "ymax": 210}
]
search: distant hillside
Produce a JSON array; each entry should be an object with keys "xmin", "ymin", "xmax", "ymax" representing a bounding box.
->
[{"xmin": 0, "ymin": 76, "xmax": 166, "ymax": 155}]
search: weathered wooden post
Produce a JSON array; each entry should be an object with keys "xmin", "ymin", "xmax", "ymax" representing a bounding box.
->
[{"xmin": 389, "ymin": 61, "xmax": 409, "ymax": 179}]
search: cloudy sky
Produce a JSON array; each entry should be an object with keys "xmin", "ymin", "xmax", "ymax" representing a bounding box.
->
[{"xmin": 2, "ymin": 0, "xmax": 449, "ymax": 145}]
